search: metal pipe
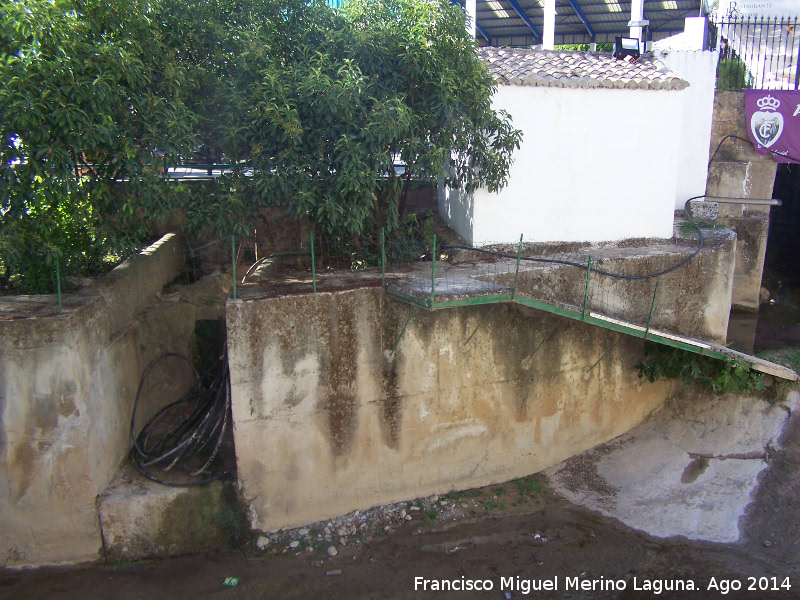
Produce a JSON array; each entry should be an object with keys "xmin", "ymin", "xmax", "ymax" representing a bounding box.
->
[
  {"xmin": 512, "ymin": 233, "xmax": 523, "ymax": 300},
  {"xmin": 231, "ymin": 236, "xmax": 237, "ymax": 300},
  {"xmin": 56, "ymin": 260, "xmax": 62, "ymax": 314},
  {"xmin": 380, "ymin": 227, "xmax": 386, "ymax": 285},
  {"xmin": 703, "ymin": 197, "xmax": 782, "ymax": 206},
  {"xmin": 582, "ymin": 256, "xmax": 592, "ymax": 321},
  {"xmin": 310, "ymin": 233, "xmax": 317, "ymax": 294},
  {"xmin": 430, "ymin": 235, "xmax": 437, "ymax": 308}
]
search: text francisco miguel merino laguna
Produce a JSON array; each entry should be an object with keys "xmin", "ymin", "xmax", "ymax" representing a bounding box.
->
[{"xmin": 414, "ymin": 575, "xmax": 791, "ymax": 595}]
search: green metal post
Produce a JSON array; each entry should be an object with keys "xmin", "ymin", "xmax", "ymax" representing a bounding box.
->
[
  {"xmin": 310, "ymin": 232, "xmax": 317, "ymax": 293},
  {"xmin": 380, "ymin": 227, "xmax": 386, "ymax": 285},
  {"xmin": 430, "ymin": 235, "xmax": 437, "ymax": 308},
  {"xmin": 645, "ymin": 281, "xmax": 659, "ymax": 339},
  {"xmin": 55, "ymin": 260, "xmax": 62, "ymax": 314},
  {"xmin": 391, "ymin": 307, "xmax": 417, "ymax": 355},
  {"xmin": 231, "ymin": 236, "xmax": 237, "ymax": 300},
  {"xmin": 511, "ymin": 233, "xmax": 523, "ymax": 300},
  {"xmin": 582, "ymin": 256, "xmax": 592, "ymax": 321}
]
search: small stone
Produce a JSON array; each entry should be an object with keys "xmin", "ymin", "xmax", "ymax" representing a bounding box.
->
[
  {"xmin": 289, "ymin": 540, "xmax": 300, "ymax": 549},
  {"xmin": 256, "ymin": 536, "xmax": 270, "ymax": 550},
  {"xmin": 461, "ymin": 503, "xmax": 468, "ymax": 508},
  {"xmin": 409, "ymin": 506, "xmax": 420, "ymax": 511},
  {"xmin": 298, "ymin": 528, "xmax": 309, "ymax": 536},
  {"xmin": 384, "ymin": 526, "xmax": 391, "ymax": 531},
  {"xmin": 430, "ymin": 495, "xmax": 439, "ymax": 502},
  {"xmin": 764, "ymin": 540, "xmax": 772, "ymax": 547},
  {"xmin": 339, "ymin": 537, "xmax": 347, "ymax": 546},
  {"xmin": 327, "ymin": 545, "xmax": 338, "ymax": 556},
  {"xmin": 338, "ymin": 527, "xmax": 347, "ymax": 537},
  {"xmin": 404, "ymin": 514, "xmax": 412, "ymax": 521},
  {"xmin": 323, "ymin": 527, "xmax": 331, "ymax": 536},
  {"xmin": 400, "ymin": 509, "xmax": 407, "ymax": 519}
]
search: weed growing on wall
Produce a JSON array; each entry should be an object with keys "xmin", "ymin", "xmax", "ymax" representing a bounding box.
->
[{"xmin": 636, "ymin": 342, "xmax": 765, "ymax": 395}]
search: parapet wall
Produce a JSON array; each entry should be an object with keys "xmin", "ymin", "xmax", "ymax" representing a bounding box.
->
[
  {"xmin": 706, "ymin": 91, "xmax": 776, "ymax": 311},
  {"xmin": 228, "ymin": 287, "xmax": 676, "ymax": 533},
  {"xmin": 0, "ymin": 234, "xmax": 193, "ymax": 567}
]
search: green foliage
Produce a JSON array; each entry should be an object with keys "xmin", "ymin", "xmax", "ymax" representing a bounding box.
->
[
  {"xmin": 678, "ymin": 219, "xmax": 725, "ymax": 237},
  {"xmin": 512, "ymin": 475, "xmax": 544, "ymax": 497},
  {"xmin": 757, "ymin": 348, "xmax": 800, "ymax": 374},
  {"xmin": 1, "ymin": 0, "xmax": 195, "ymax": 292},
  {"xmin": 716, "ymin": 57, "xmax": 752, "ymax": 91},
  {"xmin": 2, "ymin": 0, "xmax": 521, "ymax": 291},
  {"xmin": 636, "ymin": 342, "xmax": 764, "ymax": 395},
  {"xmin": 240, "ymin": 0, "xmax": 522, "ymax": 236}
]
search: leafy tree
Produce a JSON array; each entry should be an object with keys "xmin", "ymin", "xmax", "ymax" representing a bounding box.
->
[
  {"xmin": 0, "ymin": 0, "xmax": 194, "ymax": 291},
  {"xmin": 164, "ymin": 0, "xmax": 522, "ymax": 237},
  {"xmin": 1, "ymin": 0, "xmax": 521, "ymax": 291},
  {"xmin": 245, "ymin": 0, "xmax": 522, "ymax": 235}
]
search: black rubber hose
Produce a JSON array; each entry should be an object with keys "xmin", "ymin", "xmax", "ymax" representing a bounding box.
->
[{"xmin": 129, "ymin": 349, "xmax": 230, "ymax": 487}]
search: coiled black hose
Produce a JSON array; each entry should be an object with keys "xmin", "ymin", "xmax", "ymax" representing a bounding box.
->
[{"xmin": 129, "ymin": 349, "xmax": 230, "ymax": 487}]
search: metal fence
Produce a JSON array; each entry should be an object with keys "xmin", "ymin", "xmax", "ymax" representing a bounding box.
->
[{"xmin": 710, "ymin": 15, "xmax": 800, "ymax": 90}]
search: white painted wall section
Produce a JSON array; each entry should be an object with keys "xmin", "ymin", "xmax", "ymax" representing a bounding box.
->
[
  {"xmin": 443, "ymin": 84, "xmax": 684, "ymax": 245},
  {"xmin": 655, "ymin": 48, "xmax": 719, "ymax": 208}
]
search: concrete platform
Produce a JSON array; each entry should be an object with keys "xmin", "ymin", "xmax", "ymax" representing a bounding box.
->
[
  {"xmin": 546, "ymin": 390, "xmax": 800, "ymax": 543},
  {"xmin": 98, "ymin": 464, "xmax": 229, "ymax": 561}
]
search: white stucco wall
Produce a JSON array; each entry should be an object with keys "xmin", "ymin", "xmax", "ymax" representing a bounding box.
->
[
  {"xmin": 440, "ymin": 84, "xmax": 685, "ymax": 245},
  {"xmin": 655, "ymin": 49, "xmax": 719, "ymax": 209}
]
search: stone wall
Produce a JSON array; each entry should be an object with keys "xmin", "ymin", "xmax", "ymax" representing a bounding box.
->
[
  {"xmin": 0, "ymin": 234, "xmax": 195, "ymax": 567},
  {"xmin": 228, "ymin": 286, "xmax": 681, "ymax": 533},
  {"xmin": 706, "ymin": 91, "xmax": 775, "ymax": 311}
]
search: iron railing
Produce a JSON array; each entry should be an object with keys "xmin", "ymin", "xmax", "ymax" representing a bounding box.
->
[{"xmin": 709, "ymin": 15, "xmax": 800, "ymax": 90}]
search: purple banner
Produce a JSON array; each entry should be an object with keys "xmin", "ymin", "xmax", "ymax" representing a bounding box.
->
[{"xmin": 745, "ymin": 90, "xmax": 800, "ymax": 164}]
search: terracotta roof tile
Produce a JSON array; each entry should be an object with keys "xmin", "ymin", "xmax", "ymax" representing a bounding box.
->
[{"xmin": 478, "ymin": 47, "xmax": 689, "ymax": 91}]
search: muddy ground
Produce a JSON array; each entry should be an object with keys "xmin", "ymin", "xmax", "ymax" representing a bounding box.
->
[{"xmin": 1, "ymin": 427, "xmax": 799, "ymax": 600}]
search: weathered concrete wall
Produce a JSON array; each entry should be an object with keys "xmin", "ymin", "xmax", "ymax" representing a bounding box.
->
[
  {"xmin": 228, "ymin": 288, "xmax": 675, "ymax": 533},
  {"xmin": 706, "ymin": 91, "xmax": 776, "ymax": 311},
  {"xmin": 476, "ymin": 235, "xmax": 736, "ymax": 345},
  {"xmin": 0, "ymin": 234, "xmax": 194, "ymax": 567}
]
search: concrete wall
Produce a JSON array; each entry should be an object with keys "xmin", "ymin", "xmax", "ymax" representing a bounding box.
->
[
  {"xmin": 706, "ymin": 91, "xmax": 776, "ymax": 311},
  {"xmin": 439, "ymin": 85, "xmax": 685, "ymax": 245},
  {"xmin": 228, "ymin": 288, "xmax": 678, "ymax": 533},
  {"xmin": 654, "ymin": 49, "xmax": 719, "ymax": 209},
  {"xmin": 0, "ymin": 234, "xmax": 194, "ymax": 567},
  {"xmin": 483, "ymin": 235, "xmax": 737, "ymax": 345}
]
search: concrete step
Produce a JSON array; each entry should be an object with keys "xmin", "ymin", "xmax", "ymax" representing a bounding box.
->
[{"xmin": 98, "ymin": 464, "xmax": 233, "ymax": 561}]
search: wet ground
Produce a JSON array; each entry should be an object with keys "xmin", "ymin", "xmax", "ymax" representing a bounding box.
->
[{"xmin": 2, "ymin": 438, "xmax": 799, "ymax": 600}]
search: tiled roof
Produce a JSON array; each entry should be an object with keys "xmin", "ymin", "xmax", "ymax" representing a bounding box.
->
[{"xmin": 478, "ymin": 47, "xmax": 689, "ymax": 91}]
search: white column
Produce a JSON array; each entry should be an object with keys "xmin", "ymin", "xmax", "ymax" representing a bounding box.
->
[
  {"xmin": 466, "ymin": 0, "xmax": 477, "ymax": 39},
  {"xmin": 543, "ymin": 0, "xmax": 556, "ymax": 49},
  {"xmin": 630, "ymin": 0, "xmax": 644, "ymax": 43}
]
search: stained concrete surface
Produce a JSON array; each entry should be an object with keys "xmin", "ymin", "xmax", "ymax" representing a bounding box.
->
[{"xmin": 547, "ymin": 389, "xmax": 800, "ymax": 543}]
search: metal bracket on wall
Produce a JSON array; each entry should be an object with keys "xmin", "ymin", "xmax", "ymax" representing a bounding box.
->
[{"xmin": 390, "ymin": 307, "xmax": 418, "ymax": 356}]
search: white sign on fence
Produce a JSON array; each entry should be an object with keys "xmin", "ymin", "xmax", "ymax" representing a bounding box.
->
[{"xmin": 718, "ymin": 0, "xmax": 799, "ymax": 18}]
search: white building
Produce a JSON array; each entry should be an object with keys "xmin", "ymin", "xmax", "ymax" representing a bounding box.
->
[{"xmin": 439, "ymin": 45, "xmax": 717, "ymax": 245}]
